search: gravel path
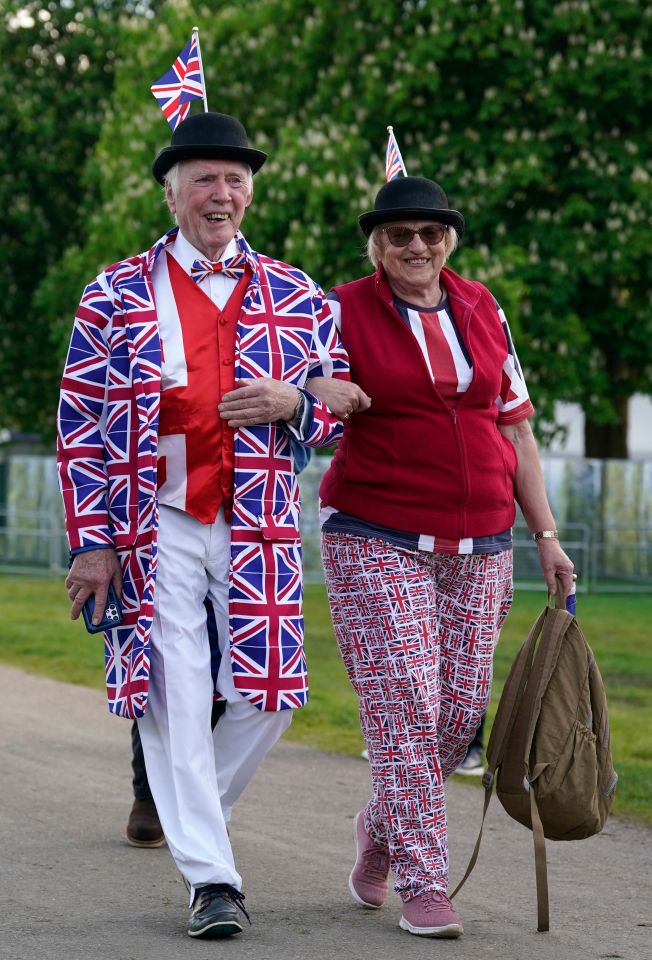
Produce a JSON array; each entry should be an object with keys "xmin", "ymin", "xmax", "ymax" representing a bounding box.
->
[{"xmin": 1, "ymin": 664, "xmax": 650, "ymax": 960}]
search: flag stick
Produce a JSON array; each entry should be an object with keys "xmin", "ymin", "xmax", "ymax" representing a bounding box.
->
[
  {"xmin": 193, "ymin": 25, "xmax": 209, "ymax": 112},
  {"xmin": 387, "ymin": 125, "xmax": 407, "ymax": 176}
]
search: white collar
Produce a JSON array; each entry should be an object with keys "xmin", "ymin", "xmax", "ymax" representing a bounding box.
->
[{"xmin": 171, "ymin": 230, "xmax": 238, "ymax": 274}]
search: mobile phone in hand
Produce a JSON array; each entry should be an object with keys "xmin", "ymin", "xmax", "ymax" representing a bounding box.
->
[{"xmin": 82, "ymin": 583, "xmax": 123, "ymax": 634}]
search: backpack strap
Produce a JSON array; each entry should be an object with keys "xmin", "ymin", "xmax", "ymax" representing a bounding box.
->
[
  {"xmin": 449, "ymin": 785, "xmax": 492, "ymax": 899},
  {"xmin": 485, "ymin": 608, "xmax": 546, "ymax": 773},
  {"xmin": 520, "ymin": 607, "xmax": 570, "ymax": 756},
  {"xmin": 489, "ymin": 579, "xmax": 567, "ymax": 779},
  {"xmin": 450, "ymin": 606, "xmax": 547, "ymax": 900},
  {"xmin": 525, "ymin": 600, "xmax": 574, "ymax": 933},
  {"xmin": 498, "ymin": 606, "xmax": 569, "ymax": 931},
  {"xmin": 530, "ymin": 786, "xmax": 550, "ymax": 931}
]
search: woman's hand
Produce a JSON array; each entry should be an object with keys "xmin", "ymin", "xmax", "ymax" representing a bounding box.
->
[
  {"xmin": 305, "ymin": 376, "xmax": 372, "ymax": 419},
  {"xmin": 535, "ymin": 539, "xmax": 575, "ymax": 597}
]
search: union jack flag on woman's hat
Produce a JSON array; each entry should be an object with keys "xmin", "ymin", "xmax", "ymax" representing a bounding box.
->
[{"xmin": 385, "ymin": 126, "xmax": 407, "ymax": 181}]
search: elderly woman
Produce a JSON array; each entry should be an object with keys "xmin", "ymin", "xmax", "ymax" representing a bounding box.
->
[{"xmin": 313, "ymin": 176, "xmax": 574, "ymax": 939}]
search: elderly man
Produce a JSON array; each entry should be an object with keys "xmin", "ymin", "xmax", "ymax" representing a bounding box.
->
[{"xmin": 58, "ymin": 111, "xmax": 367, "ymax": 940}]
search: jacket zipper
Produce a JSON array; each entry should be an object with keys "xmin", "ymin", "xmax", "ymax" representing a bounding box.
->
[
  {"xmin": 380, "ymin": 278, "xmax": 474, "ymax": 537},
  {"xmin": 451, "ymin": 405, "xmax": 471, "ymax": 538}
]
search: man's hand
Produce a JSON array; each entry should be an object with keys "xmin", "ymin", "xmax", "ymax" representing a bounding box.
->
[
  {"xmin": 65, "ymin": 548, "xmax": 123, "ymax": 626},
  {"xmin": 305, "ymin": 377, "xmax": 372, "ymax": 419},
  {"xmin": 219, "ymin": 378, "xmax": 302, "ymax": 428}
]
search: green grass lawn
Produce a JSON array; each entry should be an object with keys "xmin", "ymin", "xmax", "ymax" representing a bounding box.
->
[{"xmin": 1, "ymin": 576, "xmax": 650, "ymax": 825}]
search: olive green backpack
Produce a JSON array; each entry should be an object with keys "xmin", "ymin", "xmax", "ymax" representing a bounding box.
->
[{"xmin": 452, "ymin": 586, "xmax": 618, "ymax": 931}]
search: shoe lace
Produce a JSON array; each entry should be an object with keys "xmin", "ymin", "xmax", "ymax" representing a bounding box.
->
[
  {"xmin": 361, "ymin": 844, "xmax": 390, "ymax": 882},
  {"xmin": 420, "ymin": 890, "xmax": 451, "ymax": 913},
  {"xmin": 194, "ymin": 883, "xmax": 251, "ymax": 924}
]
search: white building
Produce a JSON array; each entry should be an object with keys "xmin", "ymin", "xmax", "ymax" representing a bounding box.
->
[{"xmin": 547, "ymin": 395, "xmax": 652, "ymax": 459}]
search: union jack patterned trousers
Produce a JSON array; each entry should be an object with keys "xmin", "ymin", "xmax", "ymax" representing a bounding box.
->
[{"xmin": 321, "ymin": 533, "xmax": 513, "ymax": 898}]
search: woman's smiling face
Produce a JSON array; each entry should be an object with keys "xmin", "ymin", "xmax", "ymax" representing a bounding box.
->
[{"xmin": 379, "ymin": 220, "xmax": 448, "ymax": 301}]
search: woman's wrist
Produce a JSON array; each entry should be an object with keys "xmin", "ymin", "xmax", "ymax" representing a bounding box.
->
[{"xmin": 532, "ymin": 529, "xmax": 559, "ymax": 544}]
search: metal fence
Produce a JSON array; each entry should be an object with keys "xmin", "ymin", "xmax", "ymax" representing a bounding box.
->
[{"xmin": 1, "ymin": 453, "xmax": 651, "ymax": 593}]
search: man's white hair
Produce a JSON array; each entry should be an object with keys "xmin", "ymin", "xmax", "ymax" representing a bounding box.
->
[{"xmin": 163, "ymin": 160, "xmax": 253, "ymax": 197}]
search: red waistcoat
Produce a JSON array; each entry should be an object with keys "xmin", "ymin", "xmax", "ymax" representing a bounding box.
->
[
  {"xmin": 158, "ymin": 255, "xmax": 250, "ymax": 524},
  {"xmin": 319, "ymin": 265, "xmax": 519, "ymax": 539}
]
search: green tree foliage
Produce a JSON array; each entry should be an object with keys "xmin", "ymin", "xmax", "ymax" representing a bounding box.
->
[
  {"xmin": 15, "ymin": 0, "xmax": 652, "ymax": 454},
  {"xmin": 0, "ymin": 0, "xmax": 158, "ymax": 436}
]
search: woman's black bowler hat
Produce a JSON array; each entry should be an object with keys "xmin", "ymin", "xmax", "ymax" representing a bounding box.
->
[
  {"xmin": 152, "ymin": 111, "xmax": 267, "ymax": 184},
  {"xmin": 358, "ymin": 176, "xmax": 465, "ymax": 239}
]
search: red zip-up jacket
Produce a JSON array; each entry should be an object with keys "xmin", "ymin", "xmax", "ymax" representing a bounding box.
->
[{"xmin": 319, "ymin": 265, "xmax": 520, "ymax": 540}]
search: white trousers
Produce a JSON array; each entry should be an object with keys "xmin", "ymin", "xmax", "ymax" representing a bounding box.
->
[{"xmin": 138, "ymin": 505, "xmax": 292, "ymax": 897}]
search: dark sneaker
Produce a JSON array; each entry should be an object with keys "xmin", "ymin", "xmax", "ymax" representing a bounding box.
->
[
  {"xmin": 187, "ymin": 884, "xmax": 249, "ymax": 939},
  {"xmin": 348, "ymin": 810, "xmax": 390, "ymax": 908},
  {"xmin": 454, "ymin": 745, "xmax": 484, "ymax": 776},
  {"xmin": 126, "ymin": 798, "xmax": 165, "ymax": 847},
  {"xmin": 399, "ymin": 890, "xmax": 463, "ymax": 938}
]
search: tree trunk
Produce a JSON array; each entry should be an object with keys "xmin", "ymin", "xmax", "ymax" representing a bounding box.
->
[{"xmin": 584, "ymin": 396, "xmax": 629, "ymax": 458}]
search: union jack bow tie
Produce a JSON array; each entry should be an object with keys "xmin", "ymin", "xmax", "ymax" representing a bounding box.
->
[{"xmin": 190, "ymin": 253, "xmax": 248, "ymax": 284}]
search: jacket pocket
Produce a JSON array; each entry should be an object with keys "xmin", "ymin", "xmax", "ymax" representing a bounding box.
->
[
  {"xmin": 258, "ymin": 512, "xmax": 301, "ymax": 542},
  {"xmin": 531, "ymin": 719, "xmax": 602, "ymax": 839}
]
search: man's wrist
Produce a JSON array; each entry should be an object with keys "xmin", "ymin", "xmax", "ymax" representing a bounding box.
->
[{"xmin": 288, "ymin": 390, "xmax": 305, "ymax": 427}]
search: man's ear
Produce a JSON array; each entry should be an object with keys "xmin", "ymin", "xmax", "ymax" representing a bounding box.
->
[{"xmin": 165, "ymin": 179, "xmax": 176, "ymax": 214}]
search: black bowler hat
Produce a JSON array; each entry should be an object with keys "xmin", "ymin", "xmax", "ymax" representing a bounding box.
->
[
  {"xmin": 152, "ymin": 111, "xmax": 267, "ymax": 184},
  {"xmin": 358, "ymin": 176, "xmax": 465, "ymax": 239}
]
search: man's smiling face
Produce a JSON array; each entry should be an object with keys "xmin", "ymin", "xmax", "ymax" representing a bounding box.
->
[{"xmin": 165, "ymin": 158, "xmax": 253, "ymax": 260}]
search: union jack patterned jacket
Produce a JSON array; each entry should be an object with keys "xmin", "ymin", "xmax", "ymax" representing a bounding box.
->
[{"xmin": 57, "ymin": 227, "xmax": 348, "ymax": 719}]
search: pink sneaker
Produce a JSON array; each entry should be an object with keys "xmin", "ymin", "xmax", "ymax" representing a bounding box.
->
[
  {"xmin": 348, "ymin": 810, "xmax": 390, "ymax": 908},
  {"xmin": 399, "ymin": 890, "xmax": 463, "ymax": 938}
]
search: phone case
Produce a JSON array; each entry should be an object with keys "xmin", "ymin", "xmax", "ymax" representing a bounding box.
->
[{"xmin": 82, "ymin": 585, "xmax": 123, "ymax": 634}]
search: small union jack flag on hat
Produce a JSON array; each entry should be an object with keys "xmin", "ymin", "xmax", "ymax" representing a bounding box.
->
[
  {"xmin": 151, "ymin": 33, "xmax": 205, "ymax": 130},
  {"xmin": 385, "ymin": 125, "xmax": 407, "ymax": 181}
]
